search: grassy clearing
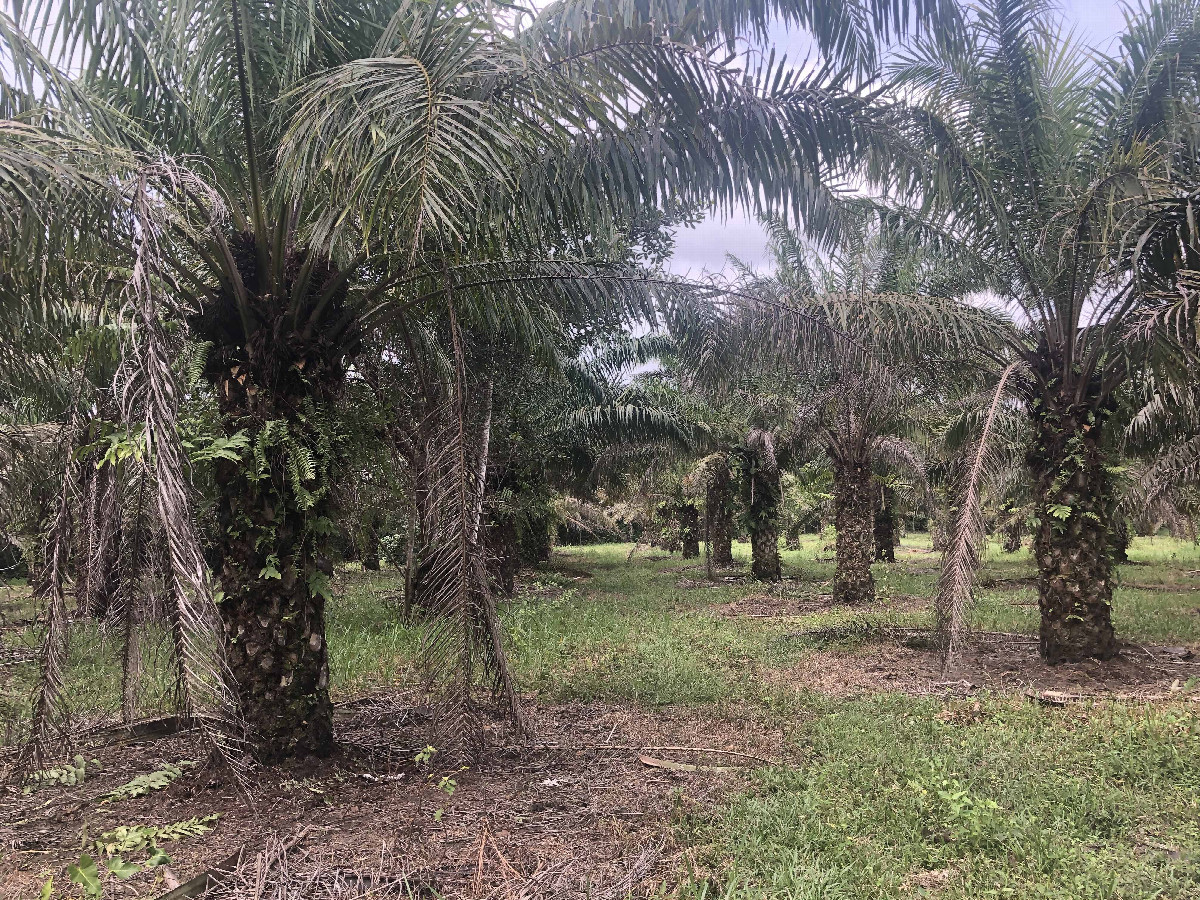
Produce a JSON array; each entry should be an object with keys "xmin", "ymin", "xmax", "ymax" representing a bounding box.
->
[
  {"xmin": 3, "ymin": 535, "xmax": 1198, "ymax": 897},
  {"xmin": 675, "ymin": 696, "xmax": 1200, "ymax": 899},
  {"xmin": 507, "ymin": 539, "xmax": 1200, "ymax": 898},
  {"xmin": 4, "ymin": 533, "xmax": 1197, "ymax": 724}
]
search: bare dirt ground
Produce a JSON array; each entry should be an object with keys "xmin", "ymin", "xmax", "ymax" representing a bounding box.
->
[
  {"xmin": 770, "ymin": 639, "xmax": 1200, "ymax": 700},
  {"xmin": 0, "ymin": 699, "xmax": 783, "ymax": 900},
  {"xmin": 712, "ymin": 591, "xmax": 929, "ymax": 618}
]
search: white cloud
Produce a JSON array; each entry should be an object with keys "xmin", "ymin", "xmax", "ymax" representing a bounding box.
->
[{"xmin": 669, "ymin": 2, "xmax": 1130, "ymax": 277}]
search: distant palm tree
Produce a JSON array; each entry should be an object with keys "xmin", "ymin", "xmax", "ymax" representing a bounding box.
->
[
  {"xmin": 725, "ymin": 218, "xmax": 1003, "ymax": 602},
  {"xmin": 880, "ymin": 0, "xmax": 1200, "ymax": 663}
]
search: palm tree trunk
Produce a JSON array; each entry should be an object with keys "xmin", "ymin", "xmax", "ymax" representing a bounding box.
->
[
  {"xmin": 1110, "ymin": 518, "xmax": 1131, "ymax": 564},
  {"xmin": 1027, "ymin": 388, "xmax": 1118, "ymax": 664},
  {"xmin": 486, "ymin": 511, "xmax": 519, "ymax": 597},
  {"xmin": 930, "ymin": 501, "xmax": 950, "ymax": 551},
  {"xmin": 873, "ymin": 483, "xmax": 897, "ymax": 563},
  {"xmin": 784, "ymin": 524, "xmax": 801, "ymax": 551},
  {"xmin": 213, "ymin": 452, "xmax": 334, "ymax": 762},
  {"xmin": 678, "ymin": 502, "xmax": 700, "ymax": 559},
  {"xmin": 1001, "ymin": 503, "xmax": 1023, "ymax": 552},
  {"xmin": 743, "ymin": 430, "xmax": 781, "ymax": 582},
  {"xmin": 706, "ymin": 456, "xmax": 735, "ymax": 566},
  {"xmin": 83, "ymin": 460, "xmax": 123, "ymax": 618},
  {"xmin": 833, "ymin": 453, "xmax": 875, "ymax": 604},
  {"xmin": 749, "ymin": 519, "xmax": 780, "ymax": 580},
  {"xmin": 194, "ymin": 240, "xmax": 349, "ymax": 761},
  {"xmin": 1002, "ymin": 520, "xmax": 1023, "ymax": 553}
]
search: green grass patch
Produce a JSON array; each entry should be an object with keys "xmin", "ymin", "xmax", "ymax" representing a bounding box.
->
[{"xmin": 674, "ymin": 695, "xmax": 1200, "ymax": 899}]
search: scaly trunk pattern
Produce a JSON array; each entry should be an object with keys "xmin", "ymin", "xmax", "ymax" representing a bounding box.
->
[
  {"xmin": 833, "ymin": 454, "xmax": 875, "ymax": 604},
  {"xmin": 741, "ymin": 430, "xmax": 781, "ymax": 582},
  {"xmin": 1027, "ymin": 378, "xmax": 1117, "ymax": 664},
  {"xmin": 193, "ymin": 233, "xmax": 354, "ymax": 760},
  {"xmin": 678, "ymin": 502, "xmax": 700, "ymax": 559},
  {"xmin": 705, "ymin": 455, "xmax": 735, "ymax": 566},
  {"xmin": 873, "ymin": 483, "xmax": 897, "ymax": 563}
]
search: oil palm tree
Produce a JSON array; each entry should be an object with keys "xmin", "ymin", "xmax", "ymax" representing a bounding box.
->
[
  {"xmin": 724, "ymin": 217, "xmax": 1004, "ymax": 603},
  {"xmin": 880, "ymin": 0, "xmax": 1200, "ymax": 663},
  {"xmin": 1, "ymin": 0, "xmax": 960, "ymax": 759}
]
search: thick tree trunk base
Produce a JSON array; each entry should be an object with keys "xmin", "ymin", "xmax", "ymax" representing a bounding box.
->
[
  {"xmin": 1038, "ymin": 611, "xmax": 1117, "ymax": 665},
  {"xmin": 706, "ymin": 463, "xmax": 735, "ymax": 567},
  {"xmin": 750, "ymin": 527, "xmax": 781, "ymax": 581},
  {"xmin": 1028, "ymin": 363, "xmax": 1119, "ymax": 665},
  {"xmin": 679, "ymin": 503, "xmax": 700, "ymax": 560},
  {"xmin": 221, "ymin": 578, "xmax": 334, "ymax": 762},
  {"xmin": 834, "ymin": 459, "xmax": 875, "ymax": 605}
]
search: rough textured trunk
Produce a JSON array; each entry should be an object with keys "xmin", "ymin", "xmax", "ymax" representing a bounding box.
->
[
  {"xmin": 1110, "ymin": 518, "xmax": 1131, "ymax": 564},
  {"xmin": 191, "ymin": 233, "xmax": 352, "ymax": 761},
  {"xmin": 212, "ymin": 471, "xmax": 334, "ymax": 761},
  {"xmin": 705, "ymin": 458, "xmax": 735, "ymax": 567},
  {"xmin": 833, "ymin": 454, "xmax": 875, "ymax": 605},
  {"xmin": 80, "ymin": 459, "xmax": 123, "ymax": 619},
  {"xmin": 930, "ymin": 511, "xmax": 950, "ymax": 551},
  {"xmin": 1002, "ymin": 520, "xmax": 1023, "ymax": 553},
  {"xmin": 784, "ymin": 525, "xmax": 802, "ymax": 551},
  {"xmin": 486, "ymin": 513, "xmax": 519, "ymax": 597},
  {"xmin": 873, "ymin": 483, "xmax": 897, "ymax": 563},
  {"xmin": 678, "ymin": 502, "xmax": 700, "ymax": 559},
  {"xmin": 741, "ymin": 430, "xmax": 781, "ymax": 582},
  {"xmin": 1027, "ymin": 374, "xmax": 1117, "ymax": 664},
  {"xmin": 749, "ymin": 521, "xmax": 780, "ymax": 580}
]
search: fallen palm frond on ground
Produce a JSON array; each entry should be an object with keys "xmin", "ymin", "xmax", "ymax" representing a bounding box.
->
[{"xmin": 196, "ymin": 829, "xmax": 667, "ymax": 900}]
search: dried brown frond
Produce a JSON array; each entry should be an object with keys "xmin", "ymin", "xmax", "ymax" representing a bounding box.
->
[
  {"xmin": 23, "ymin": 437, "xmax": 79, "ymax": 770},
  {"xmin": 112, "ymin": 163, "xmax": 248, "ymax": 776},
  {"xmin": 418, "ymin": 305, "xmax": 525, "ymax": 759},
  {"xmin": 935, "ymin": 361, "xmax": 1022, "ymax": 673}
]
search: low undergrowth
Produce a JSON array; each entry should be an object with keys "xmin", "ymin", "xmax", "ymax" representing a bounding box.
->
[
  {"xmin": 2, "ymin": 535, "xmax": 1198, "ymax": 898},
  {"xmin": 673, "ymin": 696, "xmax": 1200, "ymax": 899}
]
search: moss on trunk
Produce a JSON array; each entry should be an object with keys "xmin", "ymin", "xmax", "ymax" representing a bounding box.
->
[
  {"xmin": 192, "ymin": 232, "xmax": 354, "ymax": 761},
  {"xmin": 705, "ymin": 456, "xmax": 735, "ymax": 567},
  {"xmin": 213, "ymin": 470, "xmax": 335, "ymax": 761},
  {"xmin": 1027, "ymin": 375, "xmax": 1117, "ymax": 665},
  {"xmin": 873, "ymin": 483, "xmax": 897, "ymax": 563},
  {"xmin": 833, "ymin": 455, "xmax": 875, "ymax": 605}
]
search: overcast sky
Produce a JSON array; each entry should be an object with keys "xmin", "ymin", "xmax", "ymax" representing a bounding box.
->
[{"xmin": 666, "ymin": 1, "xmax": 1132, "ymax": 276}]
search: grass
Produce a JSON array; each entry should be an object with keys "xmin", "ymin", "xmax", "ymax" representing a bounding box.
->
[
  {"xmin": 675, "ymin": 696, "xmax": 1200, "ymax": 899},
  {"xmin": 3, "ymin": 533, "xmax": 1198, "ymax": 897},
  {"xmin": 504, "ymin": 538, "xmax": 1200, "ymax": 898}
]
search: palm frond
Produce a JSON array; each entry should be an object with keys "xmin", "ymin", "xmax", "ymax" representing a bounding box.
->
[
  {"xmin": 417, "ymin": 305, "xmax": 524, "ymax": 757},
  {"xmin": 934, "ymin": 360, "xmax": 1023, "ymax": 671},
  {"xmin": 113, "ymin": 166, "xmax": 249, "ymax": 773},
  {"xmin": 23, "ymin": 435, "xmax": 78, "ymax": 768}
]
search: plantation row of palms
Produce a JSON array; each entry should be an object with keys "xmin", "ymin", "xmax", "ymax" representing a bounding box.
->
[{"xmin": 1, "ymin": 0, "xmax": 1198, "ymax": 766}]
